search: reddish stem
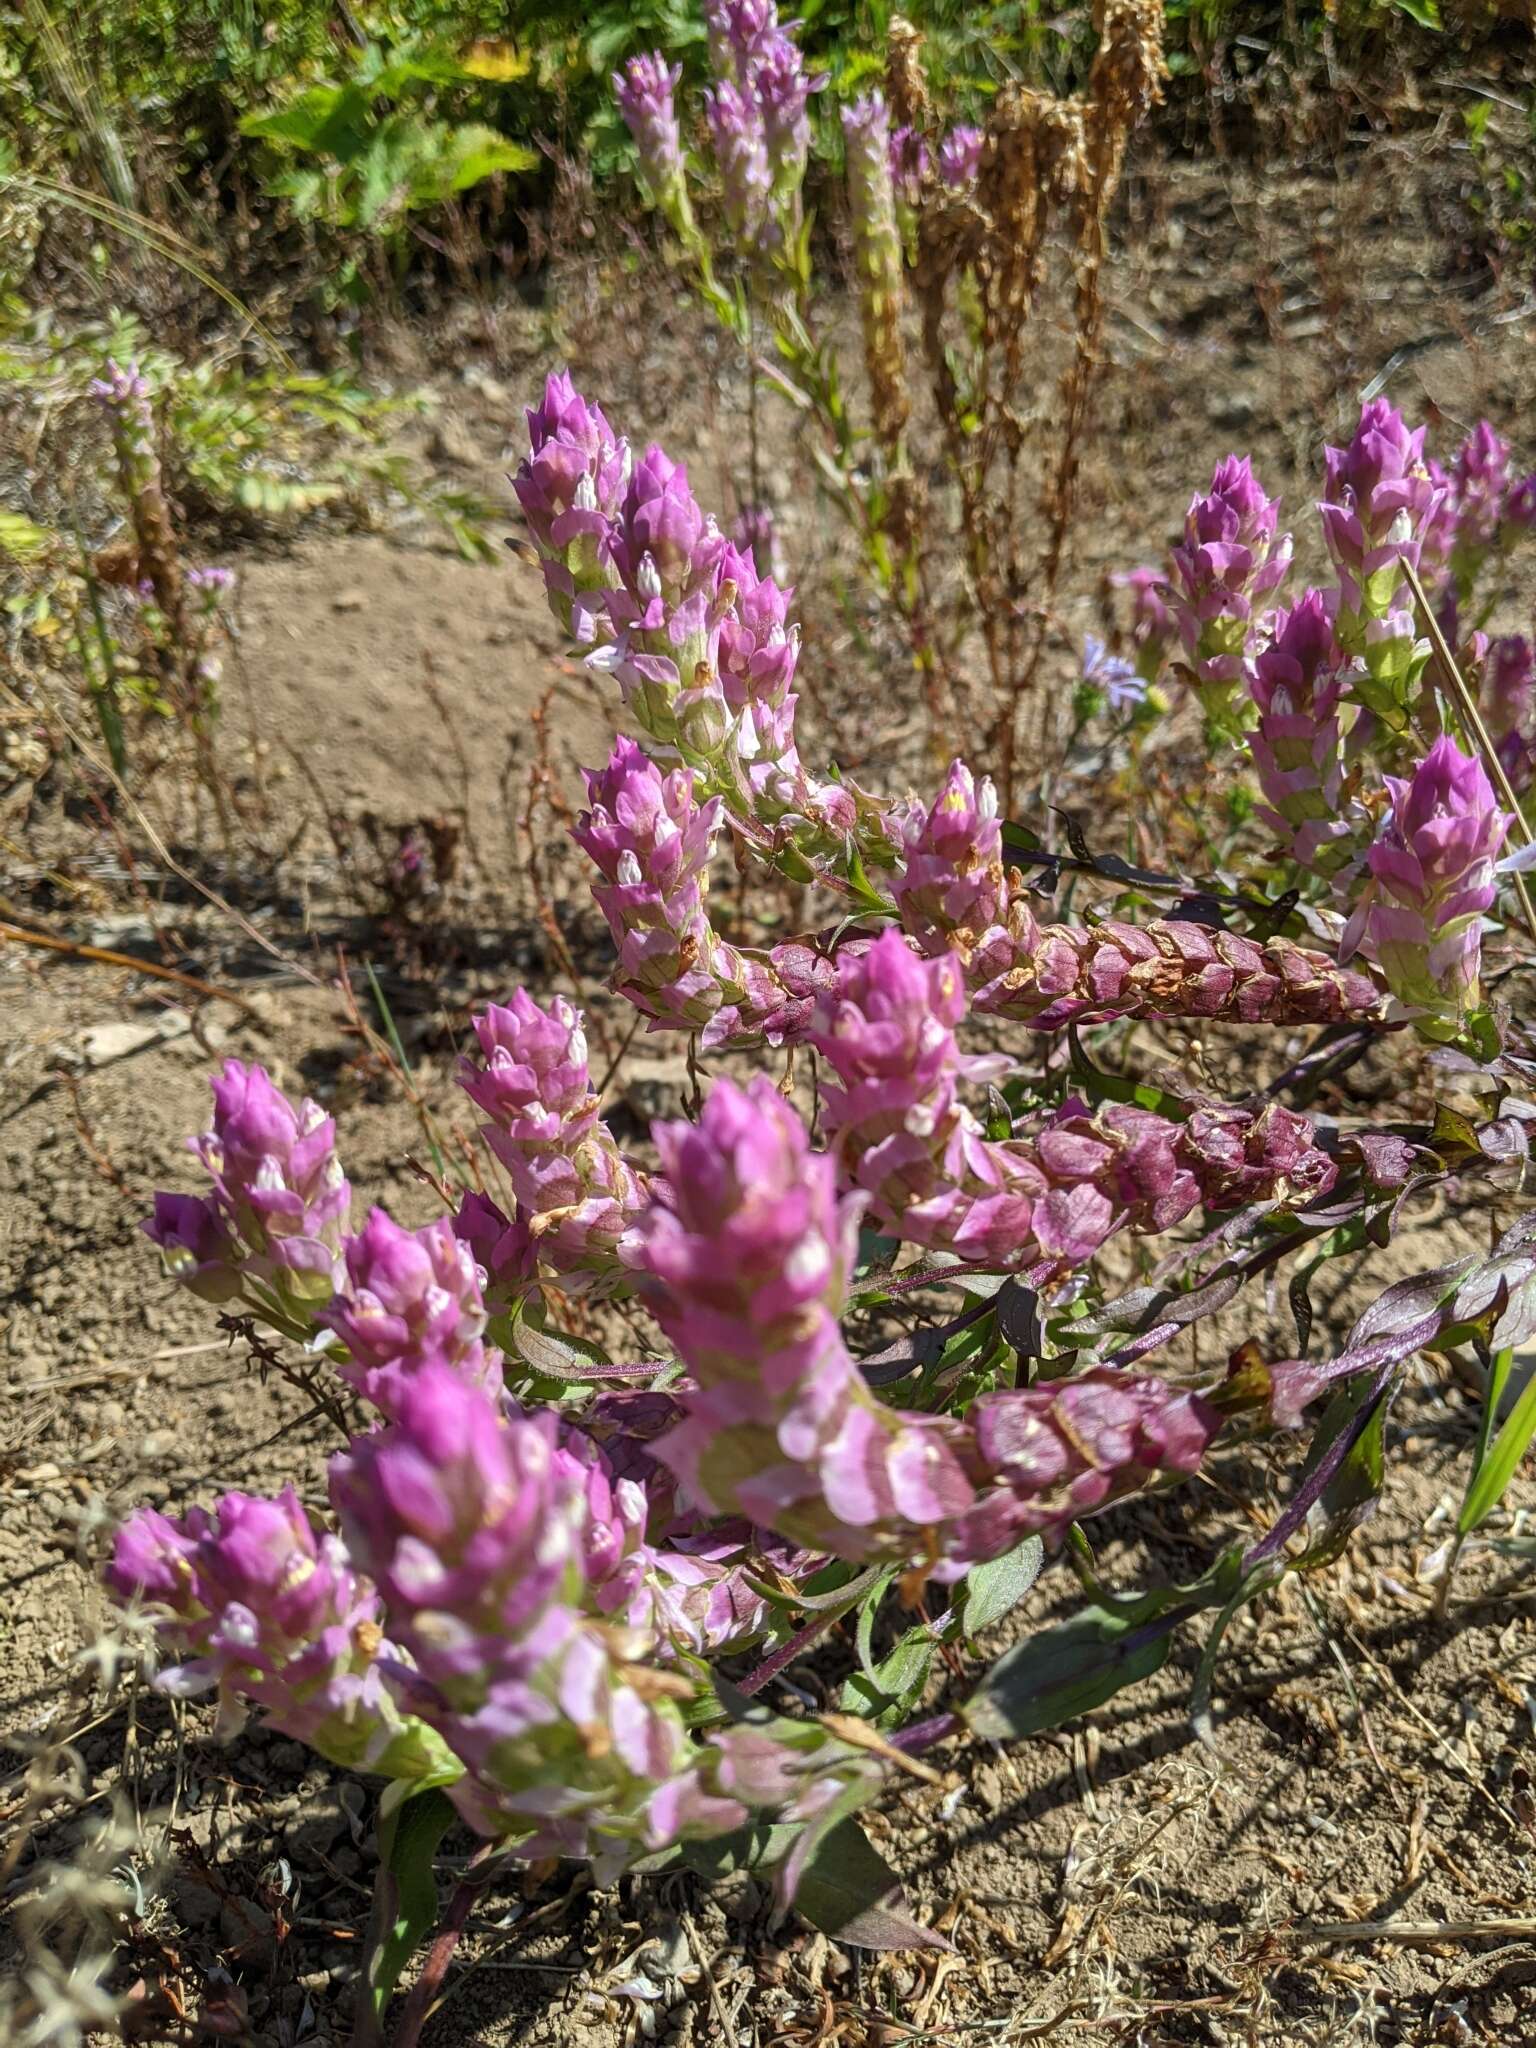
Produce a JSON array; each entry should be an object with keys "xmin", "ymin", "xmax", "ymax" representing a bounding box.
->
[
  {"xmin": 736, "ymin": 1608, "xmax": 842, "ymax": 1698},
  {"xmin": 890, "ymin": 1710, "xmax": 963, "ymax": 1756},
  {"xmin": 389, "ymin": 1857, "xmax": 499, "ymax": 2048}
]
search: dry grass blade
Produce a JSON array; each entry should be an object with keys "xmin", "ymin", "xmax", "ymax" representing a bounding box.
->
[
  {"xmin": 1402, "ymin": 555, "xmax": 1536, "ymax": 948},
  {"xmin": 0, "ymin": 913, "xmax": 259, "ymax": 1015},
  {"xmin": 1287, "ymin": 1917, "xmax": 1536, "ymax": 1946}
]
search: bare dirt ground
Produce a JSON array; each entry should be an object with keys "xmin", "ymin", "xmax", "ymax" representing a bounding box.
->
[{"xmin": 6, "ymin": 114, "xmax": 1536, "ymax": 2047}]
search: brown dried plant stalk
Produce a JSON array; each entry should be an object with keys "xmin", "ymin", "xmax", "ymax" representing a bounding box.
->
[{"xmin": 887, "ymin": 2, "xmax": 1165, "ymax": 805}]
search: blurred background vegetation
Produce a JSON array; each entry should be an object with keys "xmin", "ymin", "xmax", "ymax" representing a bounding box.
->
[
  {"xmin": 3, "ymin": 0, "xmax": 1529, "ymax": 317},
  {"xmin": 2, "ymin": 0, "xmax": 1530, "ymax": 781}
]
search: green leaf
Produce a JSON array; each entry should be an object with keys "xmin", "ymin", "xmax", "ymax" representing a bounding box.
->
[
  {"xmin": 958, "ymin": 1534, "xmax": 1044, "ymax": 1641},
  {"xmin": 509, "ymin": 1311, "xmax": 617, "ymax": 1382},
  {"xmin": 840, "ymin": 1628, "xmax": 936, "ymax": 1729},
  {"xmin": 1391, "ymin": 0, "xmax": 1441, "ymax": 27},
  {"xmin": 633, "ymin": 1821, "xmax": 802, "ymax": 1881},
  {"xmin": 794, "ymin": 1819, "xmax": 949, "ymax": 1951},
  {"xmin": 366, "ymin": 1787, "xmax": 456, "ymax": 2026},
  {"xmin": 964, "ymin": 1606, "xmax": 1179, "ymax": 1742},
  {"xmin": 1189, "ymin": 1567, "xmax": 1271, "ymax": 1748},
  {"xmin": 1459, "ymin": 1352, "xmax": 1536, "ymax": 1535},
  {"xmin": 437, "ymin": 126, "xmax": 540, "ymax": 192},
  {"xmin": 0, "ymin": 511, "xmax": 51, "ymax": 561}
]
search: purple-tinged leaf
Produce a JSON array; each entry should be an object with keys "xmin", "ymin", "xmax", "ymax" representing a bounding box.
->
[
  {"xmin": 793, "ymin": 1818, "xmax": 952, "ymax": 1952},
  {"xmin": 1346, "ymin": 1261, "xmax": 1478, "ymax": 1347}
]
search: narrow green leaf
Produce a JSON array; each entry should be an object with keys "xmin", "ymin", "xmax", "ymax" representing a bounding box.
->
[
  {"xmin": 1289, "ymin": 1374, "xmax": 1389, "ymax": 1571},
  {"xmin": 366, "ymin": 1787, "xmax": 456, "ymax": 2025},
  {"xmin": 510, "ymin": 1315, "xmax": 616, "ymax": 1382},
  {"xmin": 1459, "ymin": 1352, "xmax": 1536, "ymax": 1534}
]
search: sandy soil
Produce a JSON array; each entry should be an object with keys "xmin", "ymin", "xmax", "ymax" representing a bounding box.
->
[{"xmin": 5, "ymin": 114, "xmax": 1536, "ymax": 2048}]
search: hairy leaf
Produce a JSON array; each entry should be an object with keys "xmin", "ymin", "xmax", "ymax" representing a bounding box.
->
[{"xmin": 958, "ymin": 1534, "xmax": 1045, "ymax": 1640}]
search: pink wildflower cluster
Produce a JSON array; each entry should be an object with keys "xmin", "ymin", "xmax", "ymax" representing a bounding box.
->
[
  {"xmin": 811, "ymin": 933, "xmax": 1337, "ymax": 1276},
  {"xmin": 1245, "ymin": 589, "xmax": 1357, "ymax": 874},
  {"xmin": 116, "ymin": 365, "xmax": 1536, "ymax": 1929},
  {"xmin": 894, "ymin": 761, "xmax": 1383, "ymax": 1030},
  {"xmin": 113, "ymin": 1365, "xmax": 866, "ymax": 1880},
  {"xmin": 458, "ymin": 987, "xmax": 647, "ymax": 1287},
  {"xmin": 1317, "ymin": 399, "xmax": 1445, "ymax": 719},
  {"xmin": 143, "ymin": 1058, "xmax": 349, "ymax": 1320},
  {"xmin": 614, "ymin": 55, "xmax": 687, "ymax": 217},
  {"xmin": 631, "ymin": 1076, "xmax": 1223, "ymax": 1566},
  {"xmin": 1427, "ymin": 420, "xmax": 1536, "ymax": 620},
  {"xmin": 573, "ymin": 736, "xmax": 838, "ymax": 1044},
  {"xmin": 1166, "ymin": 455, "xmax": 1292, "ymax": 731},
  {"xmin": 1352, "ymin": 735, "xmax": 1512, "ymax": 1039},
  {"xmin": 514, "ymin": 374, "xmax": 877, "ymax": 861},
  {"xmin": 106, "ymin": 1485, "xmax": 443, "ymax": 1782}
]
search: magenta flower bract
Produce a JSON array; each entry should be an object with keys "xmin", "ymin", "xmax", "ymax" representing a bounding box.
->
[
  {"xmin": 1425, "ymin": 421, "xmax": 1527, "ymax": 606},
  {"xmin": 1485, "ymin": 634, "xmax": 1533, "ymax": 795},
  {"xmin": 1114, "ymin": 563, "xmax": 1176, "ymax": 681},
  {"xmin": 144, "ymin": 1060, "xmax": 350, "ymax": 1323},
  {"xmin": 1167, "ymin": 455, "xmax": 1292, "ymax": 729},
  {"xmin": 755, "ymin": 34, "xmax": 824, "ymax": 196},
  {"xmin": 459, "ymin": 988, "xmax": 647, "ymax": 1288},
  {"xmin": 329, "ymin": 1363, "xmax": 864, "ymax": 1867},
  {"xmin": 1361, "ymin": 735, "xmax": 1512, "ymax": 1038},
  {"xmin": 705, "ymin": 80, "xmax": 772, "ymax": 242},
  {"xmin": 630, "ymin": 1076, "xmax": 1228, "ymax": 1568},
  {"xmin": 142, "ymin": 1192, "xmax": 241, "ymax": 1304},
  {"xmin": 451, "ymin": 1191, "xmax": 536, "ymax": 1312},
  {"xmin": 1486, "ymin": 633, "xmax": 1534, "ymax": 739},
  {"xmin": 957, "ymin": 1370, "xmax": 1219, "ymax": 1553},
  {"xmin": 705, "ymin": 0, "xmax": 781, "ymax": 84},
  {"xmin": 515, "ymin": 380, "xmax": 897, "ymax": 871},
  {"xmin": 888, "ymin": 123, "xmax": 932, "ymax": 206},
  {"xmin": 811, "ymin": 933, "xmax": 1336, "ymax": 1278},
  {"xmin": 893, "ymin": 761, "xmax": 1383, "ymax": 1030},
  {"xmin": 938, "ymin": 123, "xmax": 984, "ymax": 189},
  {"xmin": 573, "ymin": 737, "xmax": 837, "ymax": 1045},
  {"xmin": 632, "ymin": 1074, "xmax": 976, "ymax": 1555},
  {"xmin": 331, "ymin": 1364, "xmax": 685, "ymax": 1856},
  {"xmin": 574, "ymin": 737, "xmax": 733, "ymax": 1032},
  {"xmin": 1246, "ymin": 588, "xmax": 1357, "ymax": 873},
  {"xmin": 891, "ymin": 758, "xmax": 1010, "ymax": 954},
  {"xmin": 615, "ymin": 54, "xmax": 686, "ymax": 205},
  {"xmin": 320, "ymin": 1208, "xmax": 504, "ymax": 1417},
  {"xmin": 513, "ymin": 371, "xmax": 630, "ymax": 642},
  {"xmin": 107, "ymin": 1487, "xmax": 441, "ymax": 1779},
  {"xmin": 1318, "ymin": 398, "xmax": 1443, "ymax": 716}
]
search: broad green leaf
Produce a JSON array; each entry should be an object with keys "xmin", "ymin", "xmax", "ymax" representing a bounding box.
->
[
  {"xmin": 841, "ymin": 1628, "xmax": 936, "ymax": 1728},
  {"xmin": 965, "ymin": 1605, "xmax": 1178, "ymax": 1742}
]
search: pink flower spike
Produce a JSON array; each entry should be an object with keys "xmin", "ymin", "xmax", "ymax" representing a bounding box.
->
[{"xmin": 1363, "ymin": 734, "xmax": 1512, "ymax": 1038}]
